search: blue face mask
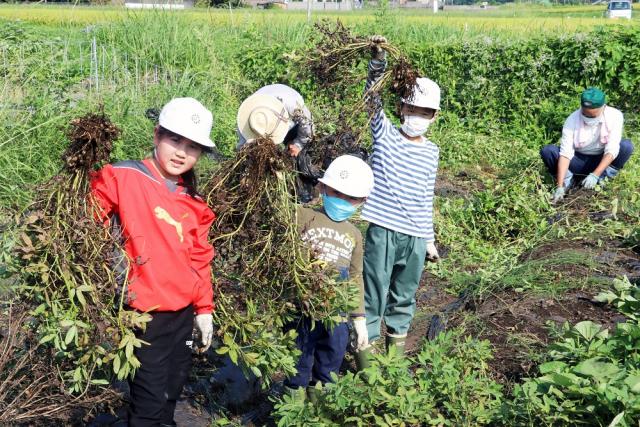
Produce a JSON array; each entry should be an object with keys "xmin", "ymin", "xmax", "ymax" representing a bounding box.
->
[{"xmin": 322, "ymin": 193, "xmax": 357, "ymax": 222}]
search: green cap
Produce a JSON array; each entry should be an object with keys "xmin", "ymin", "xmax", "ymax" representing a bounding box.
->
[{"xmin": 581, "ymin": 87, "xmax": 606, "ymax": 108}]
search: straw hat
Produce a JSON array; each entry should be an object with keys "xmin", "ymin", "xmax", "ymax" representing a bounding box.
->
[{"xmin": 237, "ymin": 94, "xmax": 290, "ymax": 144}]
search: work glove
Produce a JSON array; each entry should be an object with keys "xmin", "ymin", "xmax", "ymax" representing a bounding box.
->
[
  {"xmin": 552, "ymin": 186, "xmax": 565, "ymax": 204},
  {"xmin": 369, "ymin": 35, "xmax": 387, "ymax": 61},
  {"xmin": 582, "ymin": 173, "xmax": 600, "ymax": 190},
  {"xmin": 351, "ymin": 317, "xmax": 369, "ymax": 352},
  {"xmin": 426, "ymin": 242, "xmax": 440, "ymax": 262},
  {"xmin": 194, "ymin": 313, "xmax": 213, "ymax": 353}
]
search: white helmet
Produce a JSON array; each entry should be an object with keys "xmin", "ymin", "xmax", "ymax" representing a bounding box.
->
[
  {"xmin": 159, "ymin": 97, "xmax": 215, "ymax": 148},
  {"xmin": 318, "ymin": 155, "xmax": 374, "ymax": 198},
  {"xmin": 401, "ymin": 77, "xmax": 441, "ymax": 110}
]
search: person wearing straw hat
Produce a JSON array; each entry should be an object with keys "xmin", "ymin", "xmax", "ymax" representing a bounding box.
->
[
  {"xmin": 357, "ymin": 36, "xmax": 441, "ymax": 368},
  {"xmin": 540, "ymin": 87, "xmax": 634, "ymax": 204},
  {"xmin": 284, "ymin": 155, "xmax": 374, "ymax": 403},
  {"xmin": 237, "ymin": 84, "xmax": 320, "ymax": 203}
]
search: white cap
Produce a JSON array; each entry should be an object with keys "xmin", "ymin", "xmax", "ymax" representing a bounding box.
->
[
  {"xmin": 318, "ymin": 155, "xmax": 374, "ymax": 198},
  {"xmin": 237, "ymin": 94, "xmax": 290, "ymax": 145},
  {"xmin": 401, "ymin": 77, "xmax": 441, "ymax": 110},
  {"xmin": 158, "ymin": 98, "xmax": 215, "ymax": 148}
]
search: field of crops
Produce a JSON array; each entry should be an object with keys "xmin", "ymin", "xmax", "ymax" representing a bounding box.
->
[{"xmin": 2, "ymin": 3, "xmax": 640, "ymax": 426}]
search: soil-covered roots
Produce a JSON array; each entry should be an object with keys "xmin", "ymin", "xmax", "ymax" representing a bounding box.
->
[
  {"xmin": 389, "ymin": 57, "xmax": 420, "ymax": 103},
  {"xmin": 63, "ymin": 111, "xmax": 120, "ymax": 172},
  {"xmin": 203, "ymin": 139, "xmax": 359, "ymax": 382},
  {"xmin": 310, "ymin": 123, "xmax": 369, "ymax": 172},
  {"xmin": 9, "ymin": 112, "xmax": 148, "ymax": 399}
]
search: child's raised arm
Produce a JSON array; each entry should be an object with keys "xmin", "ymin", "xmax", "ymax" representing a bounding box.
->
[{"xmin": 365, "ymin": 36, "xmax": 393, "ymax": 143}]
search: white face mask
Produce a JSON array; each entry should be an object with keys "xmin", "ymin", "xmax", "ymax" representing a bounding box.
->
[
  {"xmin": 401, "ymin": 115, "xmax": 433, "ymax": 137},
  {"xmin": 581, "ymin": 113, "xmax": 601, "ymax": 127}
]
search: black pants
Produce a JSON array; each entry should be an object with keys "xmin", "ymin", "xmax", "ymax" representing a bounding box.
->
[{"xmin": 128, "ymin": 305, "xmax": 194, "ymax": 427}]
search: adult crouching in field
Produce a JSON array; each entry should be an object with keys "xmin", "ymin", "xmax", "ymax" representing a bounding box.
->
[
  {"xmin": 284, "ymin": 155, "xmax": 374, "ymax": 403},
  {"xmin": 540, "ymin": 87, "xmax": 634, "ymax": 203},
  {"xmin": 91, "ymin": 98, "xmax": 216, "ymax": 426},
  {"xmin": 237, "ymin": 84, "xmax": 319, "ymax": 203},
  {"xmin": 359, "ymin": 36, "xmax": 441, "ymax": 366}
]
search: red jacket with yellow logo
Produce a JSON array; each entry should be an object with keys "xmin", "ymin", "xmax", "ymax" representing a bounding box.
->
[{"xmin": 91, "ymin": 159, "xmax": 215, "ymax": 314}]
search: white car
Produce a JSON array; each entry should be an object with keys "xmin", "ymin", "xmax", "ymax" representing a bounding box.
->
[{"xmin": 606, "ymin": 0, "xmax": 632, "ymax": 19}]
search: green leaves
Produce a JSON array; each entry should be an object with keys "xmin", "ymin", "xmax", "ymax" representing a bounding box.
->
[
  {"xmin": 509, "ymin": 282, "xmax": 640, "ymax": 426},
  {"xmin": 273, "ymin": 329, "xmax": 502, "ymax": 426},
  {"xmin": 574, "ymin": 358, "xmax": 621, "ymax": 379},
  {"xmin": 574, "ymin": 321, "xmax": 609, "ymax": 342},
  {"xmin": 595, "ymin": 276, "xmax": 640, "ymax": 321}
]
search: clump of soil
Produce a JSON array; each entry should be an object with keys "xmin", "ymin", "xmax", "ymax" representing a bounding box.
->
[
  {"xmin": 305, "ymin": 20, "xmax": 420, "ymax": 114},
  {"xmin": 308, "ymin": 118, "xmax": 369, "ymax": 172},
  {"xmin": 206, "ymin": 137, "xmax": 291, "ymax": 274},
  {"xmin": 306, "ymin": 20, "xmax": 368, "ymax": 88}
]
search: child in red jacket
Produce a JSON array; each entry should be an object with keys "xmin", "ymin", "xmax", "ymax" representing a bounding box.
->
[{"xmin": 91, "ymin": 98, "xmax": 216, "ymax": 426}]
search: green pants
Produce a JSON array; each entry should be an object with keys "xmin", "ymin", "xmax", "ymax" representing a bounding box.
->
[{"xmin": 364, "ymin": 224, "xmax": 427, "ymax": 342}]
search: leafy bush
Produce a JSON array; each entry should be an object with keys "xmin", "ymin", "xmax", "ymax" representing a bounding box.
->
[
  {"xmin": 273, "ymin": 330, "xmax": 503, "ymax": 426},
  {"xmin": 506, "ymin": 277, "xmax": 640, "ymax": 426}
]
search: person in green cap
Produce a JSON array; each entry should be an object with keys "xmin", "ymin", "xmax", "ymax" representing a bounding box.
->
[{"xmin": 540, "ymin": 87, "xmax": 634, "ymax": 203}]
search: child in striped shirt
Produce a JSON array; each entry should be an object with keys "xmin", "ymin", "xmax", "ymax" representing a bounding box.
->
[{"xmin": 359, "ymin": 36, "xmax": 441, "ymax": 364}]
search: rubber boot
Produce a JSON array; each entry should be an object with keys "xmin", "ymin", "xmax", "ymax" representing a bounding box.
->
[
  {"xmin": 284, "ymin": 385, "xmax": 307, "ymax": 403},
  {"xmin": 385, "ymin": 334, "xmax": 406, "ymax": 355},
  {"xmin": 306, "ymin": 383, "xmax": 321, "ymax": 405},
  {"xmin": 355, "ymin": 347, "xmax": 372, "ymax": 371}
]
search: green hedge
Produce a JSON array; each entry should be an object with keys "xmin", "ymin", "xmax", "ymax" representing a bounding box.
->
[{"xmin": 239, "ymin": 25, "xmax": 640, "ymax": 139}]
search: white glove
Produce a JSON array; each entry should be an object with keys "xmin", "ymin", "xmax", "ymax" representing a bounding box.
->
[
  {"xmin": 426, "ymin": 242, "xmax": 440, "ymax": 261},
  {"xmin": 370, "ymin": 35, "xmax": 387, "ymax": 61},
  {"xmin": 352, "ymin": 317, "xmax": 369, "ymax": 352},
  {"xmin": 552, "ymin": 186, "xmax": 565, "ymax": 204},
  {"xmin": 582, "ymin": 173, "xmax": 599, "ymax": 190},
  {"xmin": 194, "ymin": 314, "xmax": 213, "ymax": 352}
]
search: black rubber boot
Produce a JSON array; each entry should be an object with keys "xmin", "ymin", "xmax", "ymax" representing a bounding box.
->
[
  {"xmin": 355, "ymin": 347, "xmax": 372, "ymax": 371},
  {"xmin": 385, "ymin": 335, "xmax": 406, "ymax": 355},
  {"xmin": 306, "ymin": 383, "xmax": 321, "ymax": 405},
  {"xmin": 284, "ymin": 385, "xmax": 307, "ymax": 403}
]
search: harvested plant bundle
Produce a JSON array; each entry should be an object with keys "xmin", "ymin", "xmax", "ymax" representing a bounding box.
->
[
  {"xmin": 305, "ymin": 20, "xmax": 419, "ymax": 105},
  {"xmin": 12, "ymin": 112, "xmax": 150, "ymax": 396},
  {"xmin": 203, "ymin": 139, "xmax": 358, "ymax": 382}
]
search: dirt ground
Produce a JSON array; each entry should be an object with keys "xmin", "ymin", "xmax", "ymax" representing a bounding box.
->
[{"xmin": 404, "ymin": 239, "xmax": 640, "ymax": 386}]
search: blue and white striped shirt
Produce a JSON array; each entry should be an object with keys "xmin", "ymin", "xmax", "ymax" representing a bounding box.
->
[{"xmin": 361, "ymin": 68, "xmax": 439, "ymax": 241}]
